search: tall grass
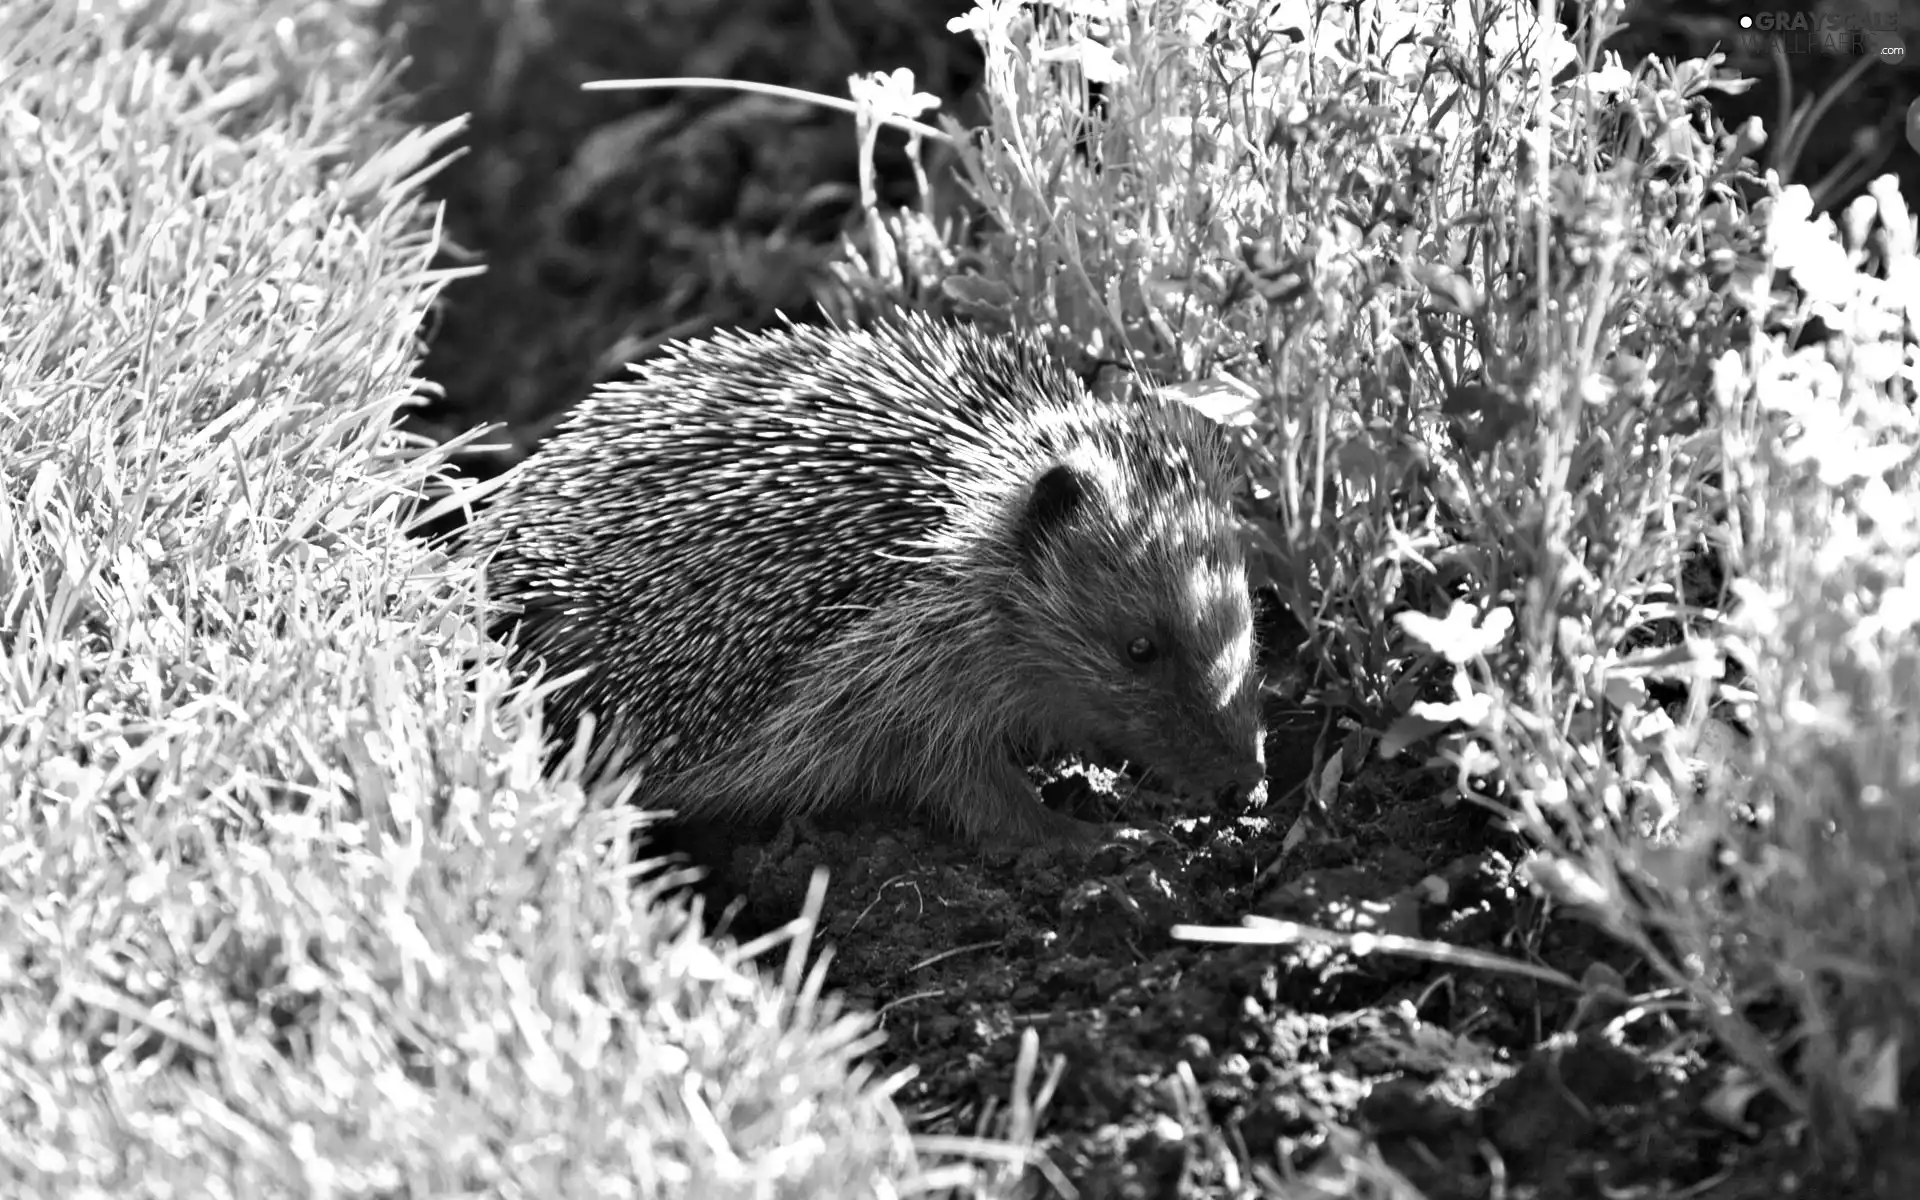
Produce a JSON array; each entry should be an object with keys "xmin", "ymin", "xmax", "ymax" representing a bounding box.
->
[{"xmin": 0, "ymin": 2, "xmax": 930, "ymax": 1195}]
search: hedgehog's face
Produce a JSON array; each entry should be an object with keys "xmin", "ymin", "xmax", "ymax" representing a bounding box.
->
[{"xmin": 1005, "ymin": 457, "xmax": 1267, "ymax": 803}]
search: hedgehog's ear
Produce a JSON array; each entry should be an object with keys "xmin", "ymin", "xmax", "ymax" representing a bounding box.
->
[{"xmin": 1015, "ymin": 463, "xmax": 1093, "ymax": 568}]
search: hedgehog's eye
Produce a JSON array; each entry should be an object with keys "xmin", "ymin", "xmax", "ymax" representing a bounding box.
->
[{"xmin": 1125, "ymin": 635, "xmax": 1159, "ymax": 665}]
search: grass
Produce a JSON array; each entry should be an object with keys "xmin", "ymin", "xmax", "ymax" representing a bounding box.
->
[
  {"xmin": 0, "ymin": 2, "xmax": 949, "ymax": 1195},
  {"xmin": 5, "ymin": 0, "xmax": 1918, "ymax": 1194}
]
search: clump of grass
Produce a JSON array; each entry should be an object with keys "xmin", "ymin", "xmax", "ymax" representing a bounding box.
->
[
  {"xmin": 0, "ymin": 1, "xmax": 934, "ymax": 1195},
  {"xmin": 834, "ymin": 0, "xmax": 1920, "ymax": 1174}
]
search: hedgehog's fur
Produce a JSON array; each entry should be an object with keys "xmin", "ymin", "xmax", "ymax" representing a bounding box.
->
[{"xmin": 470, "ymin": 315, "xmax": 1267, "ymax": 845}]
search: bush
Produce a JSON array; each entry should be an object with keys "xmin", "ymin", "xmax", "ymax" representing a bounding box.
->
[{"xmin": 842, "ymin": 0, "xmax": 1920, "ymax": 1165}]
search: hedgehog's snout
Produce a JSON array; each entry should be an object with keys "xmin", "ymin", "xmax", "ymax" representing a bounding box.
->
[
  {"xmin": 1133, "ymin": 712, "xmax": 1265, "ymax": 803},
  {"xmin": 1224, "ymin": 752, "xmax": 1268, "ymax": 799},
  {"xmin": 1188, "ymin": 678, "xmax": 1268, "ymax": 800},
  {"xmin": 1105, "ymin": 611, "xmax": 1265, "ymax": 802},
  {"xmin": 1217, "ymin": 701, "xmax": 1269, "ymax": 799}
]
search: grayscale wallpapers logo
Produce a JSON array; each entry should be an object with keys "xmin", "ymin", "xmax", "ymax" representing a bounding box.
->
[{"xmin": 1735, "ymin": 9, "xmax": 1906, "ymax": 61}]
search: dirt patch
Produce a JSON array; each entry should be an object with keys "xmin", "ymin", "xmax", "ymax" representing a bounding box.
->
[
  {"xmin": 689, "ymin": 728, "xmax": 1915, "ymax": 1196},
  {"xmin": 704, "ymin": 744, "xmax": 1663, "ymax": 1194}
]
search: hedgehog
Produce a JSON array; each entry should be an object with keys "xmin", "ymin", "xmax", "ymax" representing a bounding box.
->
[{"xmin": 467, "ymin": 315, "xmax": 1268, "ymax": 847}]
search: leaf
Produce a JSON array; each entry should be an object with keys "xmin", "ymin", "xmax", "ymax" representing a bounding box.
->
[
  {"xmin": 1379, "ymin": 712, "xmax": 1450, "ymax": 759},
  {"xmin": 1410, "ymin": 262, "xmax": 1481, "ymax": 317}
]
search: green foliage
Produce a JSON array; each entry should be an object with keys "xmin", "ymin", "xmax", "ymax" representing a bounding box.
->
[
  {"xmin": 0, "ymin": 2, "xmax": 926, "ymax": 1195},
  {"xmin": 842, "ymin": 0, "xmax": 1920, "ymax": 1167}
]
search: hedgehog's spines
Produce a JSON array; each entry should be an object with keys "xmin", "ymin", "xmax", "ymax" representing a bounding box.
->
[{"xmin": 471, "ymin": 318, "xmax": 1266, "ymax": 845}]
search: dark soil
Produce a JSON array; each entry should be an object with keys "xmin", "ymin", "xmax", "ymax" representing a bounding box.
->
[
  {"xmin": 669, "ymin": 684, "xmax": 1920, "ymax": 1198},
  {"xmin": 371, "ymin": 0, "xmax": 1920, "ymax": 1194}
]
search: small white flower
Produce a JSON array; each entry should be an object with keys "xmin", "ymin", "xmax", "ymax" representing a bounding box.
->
[{"xmin": 848, "ymin": 68, "xmax": 940, "ymax": 121}]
